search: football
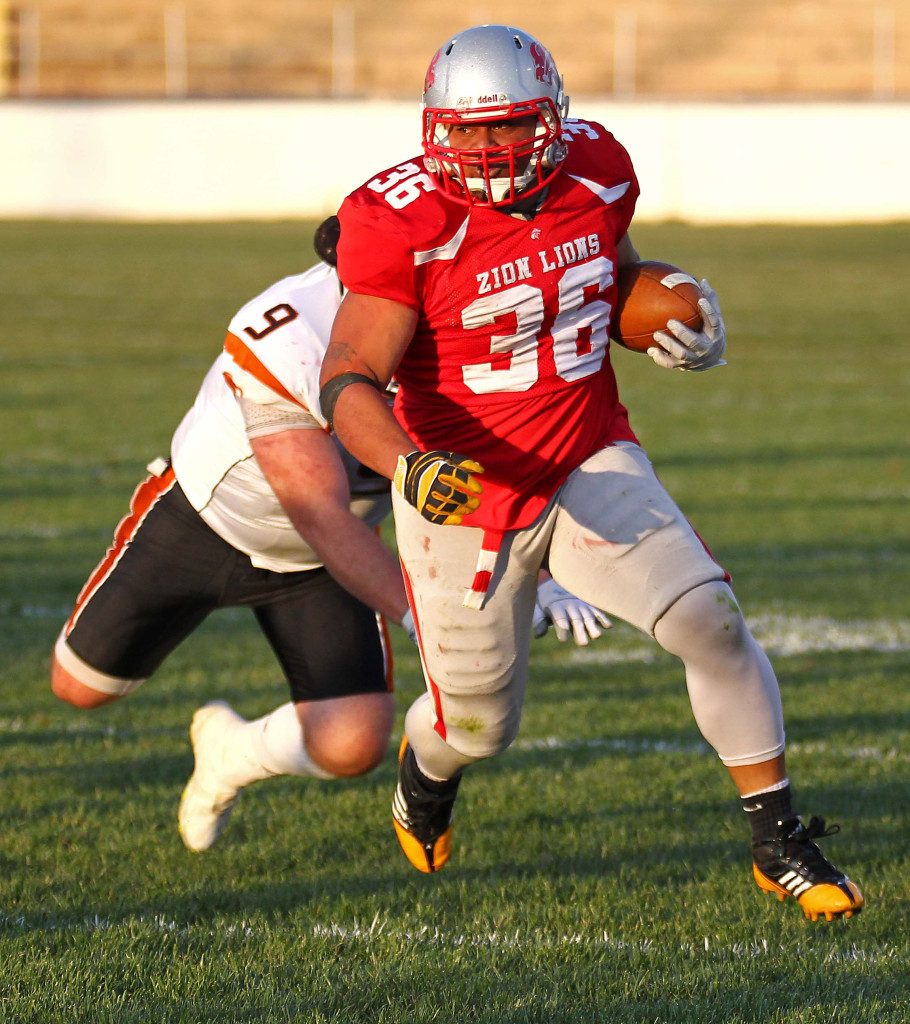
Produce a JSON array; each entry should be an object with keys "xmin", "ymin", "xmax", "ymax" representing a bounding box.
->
[{"xmin": 610, "ymin": 261, "xmax": 704, "ymax": 352}]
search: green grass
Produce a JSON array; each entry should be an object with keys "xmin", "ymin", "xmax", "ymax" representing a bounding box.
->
[{"xmin": 1, "ymin": 221, "xmax": 908, "ymax": 1023}]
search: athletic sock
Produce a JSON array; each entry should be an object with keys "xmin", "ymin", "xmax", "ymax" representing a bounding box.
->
[
  {"xmin": 412, "ymin": 752, "xmax": 461, "ymax": 793},
  {"xmin": 220, "ymin": 702, "xmax": 336, "ymax": 788},
  {"xmin": 740, "ymin": 779, "xmax": 793, "ymax": 843}
]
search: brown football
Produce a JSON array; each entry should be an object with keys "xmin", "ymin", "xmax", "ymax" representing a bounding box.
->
[{"xmin": 610, "ymin": 261, "xmax": 704, "ymax": 353}]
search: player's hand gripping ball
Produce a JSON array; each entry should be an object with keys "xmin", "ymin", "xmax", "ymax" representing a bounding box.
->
[
  {"xmin": 610, "ymin": 261, "xmax": 704, "ymax": 352},
  {"xmin": 395, "ymin": 450, "xmax": 484, "ymax": 525},
  {"xmin": 611, "ymin": 262, "xmax": 727, "ymax": 372}
]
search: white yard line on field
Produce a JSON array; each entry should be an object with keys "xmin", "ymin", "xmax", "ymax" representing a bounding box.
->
[
  {"xmin": 748, "ymin": 614, "xmax": 910, "ymax": 655},
  {"xmin": 307, "ymin": 922, "xmax": 895, "ymax": 964},
  {"xmin": 572, "ymin": 614, "xmax": 910, "ymax": 665},
  {"xmin": 0, "ymin": 602, "xmax": 72, "ymax": 618},
  {"xmin": 513, "ymin": 734, "xmax": 907, "ymax": 762},
  {"xmin": 0, "ymin": 910, "xmax": 897, "ymax": 964}
]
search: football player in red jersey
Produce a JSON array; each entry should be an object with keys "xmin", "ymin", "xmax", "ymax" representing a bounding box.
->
[{"xmin": 320, "ymin": 24, "xmax": 863, "ymax": 921}]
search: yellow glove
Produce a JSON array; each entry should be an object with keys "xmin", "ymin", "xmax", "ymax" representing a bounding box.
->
[{"xmin": 394, "ymin": 451, "xmax": 484, "ymax": 525}]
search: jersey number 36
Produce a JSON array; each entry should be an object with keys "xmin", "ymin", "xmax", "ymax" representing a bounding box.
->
[{"xmin": 461, "ymin": 257, "xmax": 614, "ymax": 394}]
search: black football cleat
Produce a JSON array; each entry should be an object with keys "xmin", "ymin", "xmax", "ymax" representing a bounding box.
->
[
  {"xmin": 752, "ymin": 815, "xmax": 864, "ymax": 922},
  {"xmin": 392, "ymin": 736, "xmax": 461, "ymax": 873}
]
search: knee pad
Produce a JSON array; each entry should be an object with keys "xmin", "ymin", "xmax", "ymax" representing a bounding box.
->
[
  {"xmin": 655, "ymin": 581, "xmax": 752, "ymax": 661},
  {"xmin": 404, "ymin": 688, "xmax": 523, "ymax": 775},
  {"xmin": 655, "ymin": 581, "xmax": 784, "ymax": 766},
  {"xmin": 436, "ymin": 688, "xmax": 523, "ymax": 761},
  {"xmin": 416, "ymin": 623, "xmax": 528, "ymax": 762}
]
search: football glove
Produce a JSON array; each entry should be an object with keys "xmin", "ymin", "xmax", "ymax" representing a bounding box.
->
[
  {"xmin": 533, "ymin": 578, "xmax": 613, "ymax": 646},
  {"xmin": 394, "ymin": 450, "xmax": 484, "ymax": 525},
  {"xmin": 648, "ymin": 278, "xmax": 727, "ymax": 372}
]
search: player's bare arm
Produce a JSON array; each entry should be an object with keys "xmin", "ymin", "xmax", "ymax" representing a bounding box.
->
[
  {"xmin": 250, "ymin": 426, "xmax": 409, "ymax": 625},
  {"xmin": 320, "ymin": 292, "xmax": 417, "ymax": 480},
  {"xmin": 322, "ymin": 293, "xmax": 484, "ymax": 526}
]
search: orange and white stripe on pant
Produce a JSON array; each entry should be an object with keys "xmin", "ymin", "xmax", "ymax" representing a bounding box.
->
[{"xmin": 63, "ymin": 465, "xmax": 177, "ymax": 636}]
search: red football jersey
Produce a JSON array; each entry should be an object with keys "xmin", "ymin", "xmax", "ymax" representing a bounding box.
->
[{"xmin": 337, "ymin": 119, "xmax": 642, "ymax": 530}]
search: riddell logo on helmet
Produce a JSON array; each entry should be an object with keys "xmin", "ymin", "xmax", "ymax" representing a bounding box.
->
[
  {"xmin": 530, "ymin": 42, "xmax": 556, "ymax": 85},
  {"xmin": 475, "ymin": 93, "xmax": 508, "ymax": 105}
]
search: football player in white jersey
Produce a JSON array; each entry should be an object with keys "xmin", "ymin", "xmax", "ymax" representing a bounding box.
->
[{"xmin": 50, "ymin": 217, "xmax": 610, "ymax": 853}]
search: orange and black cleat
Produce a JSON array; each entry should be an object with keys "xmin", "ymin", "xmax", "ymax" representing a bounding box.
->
[
  {"xmin": 752, "ymin": 815, "xmax": 864, "ymax": 922},
  {"xmin": 392, "ymin": 736, "xmax": 461, "ymax": 873}
]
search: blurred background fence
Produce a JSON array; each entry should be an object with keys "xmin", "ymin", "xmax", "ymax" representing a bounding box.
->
[
  {"xmin": 3, "ymin": 2, "xmax": 909, "ymax": 221},
  {"xmin": 2, "ymin": 0, "xmax": 909, "ymax": 101}
]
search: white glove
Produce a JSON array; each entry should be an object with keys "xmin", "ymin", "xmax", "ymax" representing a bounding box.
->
[
  {"xmin": 533, "ymin": 578, "xmax": 612, "ymax": 646},
  {"xmin": 401, "ymin": 607, "xmax": 418, "ymax": 644},
  {"xmin": 648, "ymin": 278, "xmax": 727, "ymax": 372}
]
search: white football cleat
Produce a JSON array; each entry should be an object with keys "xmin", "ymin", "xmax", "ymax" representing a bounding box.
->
[{"xmin": 178, "ymin": 700, "xmax": 246, "ymax": 852}]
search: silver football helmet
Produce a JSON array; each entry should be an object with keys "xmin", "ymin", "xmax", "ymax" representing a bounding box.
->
[{"xmin": 421, "ymin": 24, "xmax": 569, "ymax": 209}]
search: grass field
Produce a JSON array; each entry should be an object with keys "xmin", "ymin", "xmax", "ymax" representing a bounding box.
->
[{"xmin": 1, "ymin": 220, "xmax": 908, "ymax": 1023}]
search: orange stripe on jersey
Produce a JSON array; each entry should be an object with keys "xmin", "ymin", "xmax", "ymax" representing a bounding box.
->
[
  {"xmin": 64, "ymin": 468, "xmax": 177, "ymax": 636},
  {"xmin": 223, "ymin": 331, "xmax": 305, "ymax": 410}
]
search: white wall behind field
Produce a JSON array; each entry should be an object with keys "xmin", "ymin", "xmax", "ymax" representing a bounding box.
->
[{"xmin": 2, "ymin": 99, "xmax": 908, "ymax": 223}]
